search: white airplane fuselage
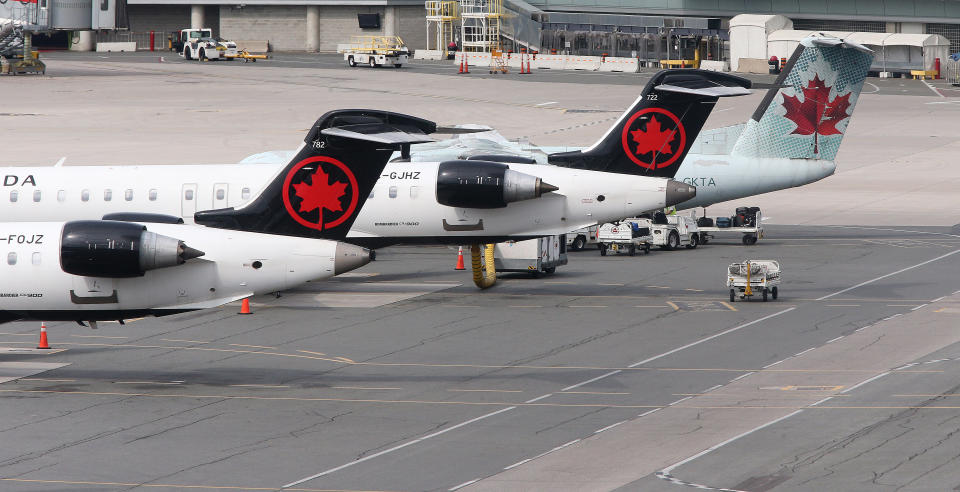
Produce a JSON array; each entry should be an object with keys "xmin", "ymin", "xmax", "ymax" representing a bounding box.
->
[
  {"xmin": 0, "ymin": 162, "xmax": 680, "ymax": 246},
  {"xmin": 0, "ymin": 221, "xmax": 350, "ymax": 322}
]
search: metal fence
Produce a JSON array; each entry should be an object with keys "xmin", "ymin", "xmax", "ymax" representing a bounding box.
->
[{"xmin": 94, "ymin": 30, "xmax": 167, "ymax": 51}]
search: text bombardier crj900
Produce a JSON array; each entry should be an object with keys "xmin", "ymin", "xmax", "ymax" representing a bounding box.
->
[
  {"xmin": 0, "ymin": 71, "xmax": 755, "ymax": 248},
  {"xmin": 0, "ymin": 114, "xmax": 433, "ymax": 325}
]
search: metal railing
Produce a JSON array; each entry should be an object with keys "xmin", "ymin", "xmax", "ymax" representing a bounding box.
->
[{"xmin": 95, "ymin": 30, "xmax": 166, "ymax": 51}]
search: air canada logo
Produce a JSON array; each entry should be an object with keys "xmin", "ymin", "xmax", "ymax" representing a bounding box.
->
[
  {"xmin": 781, "ymin": 74, "xmax": 851, "ymax": 155},
  {"xmin": 620, "ymin": 108, "xmax": 686, "ymax": 170},
  {"xmin": 282, "ymin": 156, "xmax": 359, "ymax": 231}
]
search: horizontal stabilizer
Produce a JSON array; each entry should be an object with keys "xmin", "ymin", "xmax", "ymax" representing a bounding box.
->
[
  {"xmin": 321, "ymin": 123, "xmax": 434, "ymax": 145},
  {"xmin": 654, "ymin": 84, "xmax": 751, "ymax": 97}
]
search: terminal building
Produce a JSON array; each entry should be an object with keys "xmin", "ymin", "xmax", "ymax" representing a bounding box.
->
[{"xmin": 108, "ymin": 0, "xmax": 960, "ymax": 56}]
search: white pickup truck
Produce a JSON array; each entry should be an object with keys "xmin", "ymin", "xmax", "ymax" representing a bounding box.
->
[
  {"xmin": 566, "ymin": 225, "xmax": 599, "ymax": 251},
  {"xmin": 598, "ymin": 221, "xmax": 651, "ymax": 256}
]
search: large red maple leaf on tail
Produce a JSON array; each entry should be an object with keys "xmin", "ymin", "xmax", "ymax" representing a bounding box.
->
[
  {"xmin": 292, "ymin": 168, "xmax": 348, "ymax": 228},
  {"xmin": 630, "ymin": 115, "xmax": 676, "ymax": 159},
  {"xmin": 782, "ymin": 75, "xmax": 852, "ymax": 154}
]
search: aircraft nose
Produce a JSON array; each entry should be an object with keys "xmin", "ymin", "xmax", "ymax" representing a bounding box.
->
[
  {"xmin": 664, "ymin": 180, "xmax": 696, "ymax": 207},
  {"xmin": 334, "ymin": 243, "xmax": 372, "ymax": 275}
]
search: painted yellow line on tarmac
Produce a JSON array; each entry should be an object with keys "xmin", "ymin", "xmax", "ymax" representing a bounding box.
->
[
  {"xmin": 448, "ymin": 389, "xmax": 523, "ymax": 393},
  {"xmin": 229, "ymin": 344, "xmax": 277, "ymax": 350},
  {"xmin": 7, "ymin": 389, "xmax": 960, "ymax": 411},
  {"xmin": 332, "ymin": 386, "xmax": 402, "ymax": 391},
  {"xmin": 719, "ymin": 301, "xmax": 737, "ymax": 312},
  {"xmin": 0, "ymin": 340, "xmax": 942, "ymax": 374},
  {"xmin": 115, "ymin": 381, "xmax": 182, "ymax": 385},
  {"xmin": 160, "ymin": 338, "xmax": 210, "ymax": 344},
  {"xmin": 827, "ymin": 304, "xmax": 861, "ymax": 307},
  {"xmin": 666, "ymin": 301, "xmax": 680, "ymax": 311},
  {"xmin": 0, "ymin": 332, "xmax": 37, "ymax": 337},
  {"xmin": 22, "ymin": 378, "xmax": 76, "ymax": 382},
  {"xmin": 567, "ymin": 305, "xmax": 608, "ymax": 308},
  {"xmin": 0, "ymin": 477, "xmax": 391, "ymax": 491},
  {"xmin": 230, "ymin": 384, "xmax": 289, "ymax": 388},
  {"xmin": 562, "ymin": 391, "xmax": 630, "ymax": 395}
]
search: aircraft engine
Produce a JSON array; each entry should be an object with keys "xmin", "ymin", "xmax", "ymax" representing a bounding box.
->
[
  {"xmin": 60, "ymin": 221, "xmax": 205, "ymax": 278},
  {"xmin": 436, "ymin": 161, "xmax": 558, "ymax": 209}
]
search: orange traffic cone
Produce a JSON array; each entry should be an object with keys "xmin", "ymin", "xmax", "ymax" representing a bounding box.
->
[
  {"xmin": 455, "ymin": 246, "xmax": 466, "ymax": 270},
  {"xmin": 37, "ymin": 322, "xmax": 51, "ymax": 349},
  {"xmin": 526, "ymin": 59, "xmax": 532, "ymax": 73},
  {"xmin": 458, "ymin": 57, "xmax": 464, "ymax": 74},
  {"xmin": 463, "ymin": 57, "xmax": 469, "ymax": 74},
  {"xmin": 239, "ymin": 298, "xmax": 252, "ymax": 315}
]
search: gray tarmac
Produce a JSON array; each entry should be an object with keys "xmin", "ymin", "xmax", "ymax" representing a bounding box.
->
[{"xmin": 2, "ymin": 53, "xmax": 960, "ymax": 492}]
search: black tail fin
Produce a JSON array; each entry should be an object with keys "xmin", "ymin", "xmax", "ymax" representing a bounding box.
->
[
  {"xmin": 548, "ymin": 70, "xmax": 751, "ymax": 177},
  {"xmin": 195, "ymin": 110, "xmax": 435, "ymax": 239}
]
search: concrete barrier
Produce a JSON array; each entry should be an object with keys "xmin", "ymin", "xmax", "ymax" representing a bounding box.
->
[
  {"xmin": 532, "ymin": 54, "xmax": 563, "ymax": 70},
  {"xmin": 599, "ymin": 57, "xmax": 639, "ymax": 72},
  {"xmin": 736, "ymin": 58, "xmax": 770, "ymax": 74},
  {"xmin": 699, "ymin": 60, "xmax": 729, "ymax": 72},
  {"xmin": 236, "ymin": 40, "xmax": 269, "ymax": 53},
  {"xmin": 455, "ymin": 52, "xmax": 492, "ymax": 67},
  {"xmin": 96, "ymin": 42, "xmax": 136, "ymax": 52},
  {"xmin": 413, "ymin": 49, "xmax": 443, "ymax": 61},
  {"xmin": 567, "ymin": 56, "xmax": 601, "ymax": 71}
]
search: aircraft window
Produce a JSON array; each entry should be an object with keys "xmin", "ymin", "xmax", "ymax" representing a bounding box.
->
[
  {"xmin": 388, "ymin": 186, "xmax": 398, "ymax": 198},
  {"xmin": 149, "ymin": 189, "xmax": 158, "ymax": 201},
  {"xmin": 32, "ymin": 252, "xmax": 41, "ymax": 265},
  {"xmin": 104, "ymin": 189, "xmax": 112, "ymax": 201},
  {"xmin": 125, "ymin": 189, "xmax": 133, "ymax": 201},
  {"xmin": 57, "ymin": 190, "xmax": 66, "ymax": 202},
  {"xmin": 216, "ymin": 189, "xmax": 225, "ymax": 200},
  {"xmin": 409, "ymin": 186, "xmax": 420, "ymax": 199},
  {"xmin": 241, "ymin": 187, "xmax": 251, "ymax": 200},
  {"xmin": 6, "ymin": 252, "xmax": 15, "ymax": 266},
  {"xmin": 184, "ymin": 189, "xmax": 194, "ymax": 201},
  {"xmin": 33, "ymin": 190, "xmax": 41, "ymax": 202},
  {"xmin": 9, "ymin": 190, "xmax": 17, "ymax": 203},
  {"xmin": 81, "ymin": 189, "xmax": 90, "ymax": 202}
]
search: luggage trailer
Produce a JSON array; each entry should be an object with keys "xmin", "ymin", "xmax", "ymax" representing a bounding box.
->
[{"xmin": 695, "ymin": 207, "xmax": 763, "ymax": 245}]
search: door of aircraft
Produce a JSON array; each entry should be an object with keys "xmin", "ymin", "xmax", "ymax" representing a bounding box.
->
[
  {"xmin": 181, "ymin": 183, "xmax": 198, "ymax": 223},
  {"xmin": 213, "ymin": 183, "xmax": 229, "ymax": 209}
]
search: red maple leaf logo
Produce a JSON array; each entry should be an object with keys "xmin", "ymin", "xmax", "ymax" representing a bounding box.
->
[
  {"xmin": 629, "ymin": 115, "xmax": 676, "ymax": 157},
  {"xmin": 782, "ymin": 75, "xmax": 852, "ymax": 154},
  {"xmin": 292, "ymin": 168, "xmax": 348, "ymax": 226}
]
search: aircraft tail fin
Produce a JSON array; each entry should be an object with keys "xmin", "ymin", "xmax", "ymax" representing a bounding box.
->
[
  {"xmin": 194, "ymin": 110, "xmax": 435, "ymax": 240},
  {"xmin": 731, "ymin": 35, "xmax": 874, "ymax": 161},
  {"xmin": 548, "ymin": 69, "xmax": 751, "ymax": 177}
]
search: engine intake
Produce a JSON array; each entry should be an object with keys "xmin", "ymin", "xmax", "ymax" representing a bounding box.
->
[
  {"xmin": 436, "ymin": 161, "xmax": 558, "ymax": 209},
  {"xmin": 60, "ymin": 221, "xmax": 205, "ymax": 278}
]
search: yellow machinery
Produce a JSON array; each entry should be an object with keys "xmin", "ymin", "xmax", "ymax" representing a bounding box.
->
[
  {"xmin": 224, "ymin": 49, "xmax": 268, "ymax": 62},
  {"xmin": 470, "ymin": 244, "xmax": 497, "ymax": 289},
  {"xmin": 425, "ymin": 1, "xmax": 459, "ymax": 58}
]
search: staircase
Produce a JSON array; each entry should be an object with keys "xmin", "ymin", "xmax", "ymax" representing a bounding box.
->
[{"xmin": 0, "ymin": 23, "xmax": 24, "ymax": 58}]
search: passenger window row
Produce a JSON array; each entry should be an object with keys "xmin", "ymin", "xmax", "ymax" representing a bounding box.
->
[
  {"xmin": 9, "ymin": 186, "xmax": 253, "ymax": 203},
  {"xmin": 6, "ymin": 252, "xmax": 41, "ymax": 266}
]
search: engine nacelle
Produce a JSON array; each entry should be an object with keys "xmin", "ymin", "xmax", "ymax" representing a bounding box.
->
[
  {"xmin": 60, "ymin": 221, "xmax": 204, "ymax": 278},
  {"xmin": 436, "ymin": 161, "xmax": 558, "ymax": 209}
]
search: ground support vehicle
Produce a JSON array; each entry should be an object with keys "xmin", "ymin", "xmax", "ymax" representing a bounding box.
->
[
  {"xmin": 173, "ymin": 28, "xmax": 238, "ymax": 61},
  {"xmin": 566, "ymin": 225, "xmax": 599, "ymax": 251},
  {"xmin": 695, "ymin": 207, "xmax": 764, "ymax": 245},
  {"xmin": 341, "ymin": 36, "xmax": 409, "ymax": 68},
  {"xmin": 598, "ymin": 221, "xmax": 651, "ymax": 256},
  {"xmin": 494, "ymin": 235, "xmax": 567, "ymax": 275},
  {"xmin": 648, "ymin": 215, "xmax": 701, "ymax": 250},
  {"xmin": 225, "ymin": 50, "xmax": 268, "ymax": 62},
  {"xmin": 727, "ymin": 260, "xmax": 781, "ymax": 302}
]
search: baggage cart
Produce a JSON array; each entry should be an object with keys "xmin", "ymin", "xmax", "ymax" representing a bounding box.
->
[{"xmin": 727, "ymin": 260, "xmax": 781, "ymax": 302}]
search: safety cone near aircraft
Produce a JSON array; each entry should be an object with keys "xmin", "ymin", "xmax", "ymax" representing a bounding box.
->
[
  {"xmin": 239, "ymin": 298, "xmax": 252, "ymax": 315},
  {"xmin": 37, "ymin": 322, "xmax": 51, "ymax": 349},
  {"xmin": 455, "ymin": 246, "xmax": 466, "ymax": 270}
]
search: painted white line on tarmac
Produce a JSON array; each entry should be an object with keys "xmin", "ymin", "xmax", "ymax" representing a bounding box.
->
[
  {"xmin": 595, "ymin": 421, "xmax": 626, "ymax": 434},
  {"xmin": 818, "ymin": 249, "xmax": 960, "ymax": 300},
  {"xmin": 730, "ymin": 372, "xmax": 754, "ymax": 382},
  {"xmin": 840, "ymin": 372, "xmax": 890, "ymax": 394},
  {"xmin": 659, "ymin": 410, "xmax": 804, "ymax": 476},
  {"xmin": 826, "ymin": 336, "xmax": 844, "ymax": 344},
  {"xmin": 922, "ymin": 79, "xmax": 945, "ymax": 98},
  {"xmin": 638, "ymin": 408, "xmax": 661, "ymax": 417},
  {"xmin": 449, "ymin": 479, "xmax": 480, "ymax": 491},
  {"xmin": 561, "ymin": 370, "xmax": 622, "ymax": 392},
  {"xmin": 763, "ymin": 359, "xmax": 787, "ymax": 369},
  {"xmin": 282, "ymin": 406, "xmax": 516, "ymax": 489},
  {"xmin": 525, "ymin": 393, "xmax": 553, "ymax": 403},
  {"xmin": 912, "ymin": 304, "xmax": 928, "ymax": 311}
]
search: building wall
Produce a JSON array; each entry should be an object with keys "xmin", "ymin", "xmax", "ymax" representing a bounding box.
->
[
  {"xmin": 397, "ymin": 6, "xmax": 427, "ymax": 51},
  {"xmin": 126, "ymin": 5, "xmax": 190, "ymax": 35},
  {"xmin": 315, "ymin": 5, "xmax": 384, "ymax": 51},
  {"xmin": 220, "ymin": 5, "xmax": 307, "ymax": 51}
]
